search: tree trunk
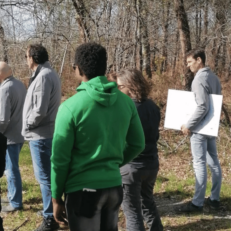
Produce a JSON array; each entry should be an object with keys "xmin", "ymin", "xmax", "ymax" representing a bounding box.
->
[
  {"xmin": 198, "ymin": 2, "xmax": 202, "ymax": 43},
  {"xmin": 0, "ymin": 24, "xmax": 8, "ymax": 63},
  {"xmin": 204, "ymin": 0, "xmax": 208, "ymax": 38},
  {"xmin": 172, "ymin": 30, "xmax": 179, "ymax": 77},
  {"xmin": 225, "ymin": 50, "xmax": 231, "ymax": 81},
  {"xmin": 71, "ymin": 0, "xmax": 91, "ymax": 42},
  {"xmin": 161, "ymin": 0, "xmax": 170, "ymax": 73},
  {"xmin": 195, "ymin": 0, "xmax": 199, "ymax": 44},
  {"xmin": 174, "ymin": 0, "xmax": 193, "ymax": 90},
  {"xmin": 213, "ymin": 0, "xmax": 227, "ymax": 75},
  {"xmin": 137, "ymin": 0, "xmax": 151, "ymax": 78}
]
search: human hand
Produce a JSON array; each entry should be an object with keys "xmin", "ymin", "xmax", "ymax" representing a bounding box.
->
[
  {"xmin": 181, "ymin": 125, "xmax": 191, "ymax": 136},
  {"xmin": 52, "ymin": 198, "xmax": 68, "ymax": 225}
]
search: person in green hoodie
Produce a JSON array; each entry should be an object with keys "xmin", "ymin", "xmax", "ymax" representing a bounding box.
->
[{"xmin": 51, "ymin": 42, "xmax": 145, "ymax": 231}]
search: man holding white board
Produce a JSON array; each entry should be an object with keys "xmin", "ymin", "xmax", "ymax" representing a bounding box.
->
[{"xmin": 179, "ymin": 49, "xmax": 222, "ymax": 213}]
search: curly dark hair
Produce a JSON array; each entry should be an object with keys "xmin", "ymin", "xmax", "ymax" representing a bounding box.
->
[
  {"xmin": 28, "ymin": 44, "xmax": 49, "ymax": 64},
  {"xmin": 74, "ymin": 42, "xmax": 107, "ymax": 79},
  {"xmin": 117, "ymin": 69, "xmax": 150, "ymax": 101}
]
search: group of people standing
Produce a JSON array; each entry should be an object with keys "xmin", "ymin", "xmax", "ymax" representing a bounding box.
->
[
  {"xmin": 0, "ymin": 44, "xmax": 61, "ymax": 231},
  {"xmin": 0, "ymin": 42, "xmax": 222, "ymax": 231}
]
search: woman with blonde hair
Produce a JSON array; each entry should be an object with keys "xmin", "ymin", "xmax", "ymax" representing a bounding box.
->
[{"xmin": 116, "ymin": 69, "xmax": 163, "ymax": 231}]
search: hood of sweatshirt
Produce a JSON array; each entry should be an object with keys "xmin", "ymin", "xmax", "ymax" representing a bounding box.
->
[{"xmin": 77, "ymin": 76, "xmax": 118, "ymax": 107}]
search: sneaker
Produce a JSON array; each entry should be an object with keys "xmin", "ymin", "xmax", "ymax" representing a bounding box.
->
[
  {"xmin": 204, "ymin": 197, "xmax": 220, "ymax": 210},
  {"xmin": 1, "ymin": 205, "xmax": 22, "ymax": 213},
  {"xmin": 37, "ymin": 210, "xmax": 44, "ymax": 217},
  {"xmin": 1, "ymin": 197, "xmax": 9, "ymax": 204},
  {"xmin": 175, "ymin": 201, "xmax": 203, "ymax": 214},
  {"xmin": 34, "ymin": 217, "xmax": 59, "ymax": 231}
]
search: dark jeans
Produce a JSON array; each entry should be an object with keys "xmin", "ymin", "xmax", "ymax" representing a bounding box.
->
[
  {"xmin": 65, "ymin": 185, "xmax": 123, "ymax": 231},
  {"xmin": 120, "ymin": 164, "xmax": 163, "ymax": 231},
  {"xmin": 0, "ymin": 216, "xmax": 3, "ymax": 231},
  {"xmin": 0, "ymin": 200, "xmax": 3, "ymax": 231},
  {"xmin": 0, "ymin": 133, "xmax": 7, "ymax": 231}
]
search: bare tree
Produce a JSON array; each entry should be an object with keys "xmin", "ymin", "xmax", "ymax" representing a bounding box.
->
[
  {"xmin": 161, "ymin": 0, "xmax": 171, "ymax": 73},
  {"xmin": 0, "ymin": 23, "xmax": 8, "ymax": 63},
  {"xmin": 174, "ymin": 0, "xmax": 193, "ymax": 90},
  {"xmin": 71, "ymin": 0, "xmax": 91, "ymax": 42}
]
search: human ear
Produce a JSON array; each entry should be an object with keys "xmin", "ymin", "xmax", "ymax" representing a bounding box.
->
[{"xmin": 78, "ymin": 66, "xmax": 84, "ymax": 76}]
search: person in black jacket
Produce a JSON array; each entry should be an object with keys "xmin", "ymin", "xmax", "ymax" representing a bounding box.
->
[
  {"xmin": 116, "ymin": 69, "xmax": 163, "ymax": 231},
  {"xmin": 0, "ymin": 132, "xmax": 7, "ymax": 231}
]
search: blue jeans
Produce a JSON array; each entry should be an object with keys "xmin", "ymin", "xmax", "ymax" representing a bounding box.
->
[
  {"xmin": 29, "ymin": 139, "xmax": 53, "ymax": 218},
  {"xmin": 5, "ymin": 143, "xmax": 23, "ymax": 208},
  {"xmin": 190, "ymin": 133, "xmax": 222, "ymax": 207},
  {"xmin": 120, "ymin": 164, "xmax": 163, "ymax": 231}
]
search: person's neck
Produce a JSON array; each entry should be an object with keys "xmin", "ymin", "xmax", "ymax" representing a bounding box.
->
[
  {"xmin": 81, "ymin": 75, "xmax": 89, "ymax": 82},
  {"xmin": 32, "ymin": 63, "xmax": 39, "ymax": 72},
  {"xmin": 198, "ymin": 65, "xmax": 205, "ymax": 70},
  {"xmin": 0, "ymin": 75, "xmax": 11, "ymax": 83},
  {"xmin": 195, "ymin": 65, "xmax": 205, "ymax": 74}
]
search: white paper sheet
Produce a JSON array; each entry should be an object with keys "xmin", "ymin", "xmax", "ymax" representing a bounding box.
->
[{"xmin": 164, "ymin": 89, "xmax": 223, "ymax": 137}]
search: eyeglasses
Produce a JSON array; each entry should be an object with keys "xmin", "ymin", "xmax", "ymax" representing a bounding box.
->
[
  {"xmin": 72, "ymin": 63, "xmax": 76, "ymax": 71},
  {"xmin": 117, "ymin": 84, "xmax": 126, "ymax": 90}
]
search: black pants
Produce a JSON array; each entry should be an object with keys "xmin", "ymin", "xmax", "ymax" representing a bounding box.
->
[
  {"xmin": 0, "ymin": 217, "xmax": 3, "ymax": 231},
  {"xmin": 120, "ymin": 164, "xmax": 163, "ymax": 231},
  {"xmin": 0, "ymin": 196, "xmax": 4, "ymax": 231},
  {"xmin": 65, "ymin": 185, "xmax": 123, "ymax": 231},
  {"xmin": 0, "ymin": 133, "xmax": 7, "ymax": 231}
]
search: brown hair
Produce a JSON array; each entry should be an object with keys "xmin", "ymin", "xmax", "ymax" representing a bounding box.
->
[
  {"xmin": 186, "ymin": 48, "xmax": 206, "ymax": 65},
  {"xmin": 117, "ymin": 69, "xmax": 150, "ymax": 101},
  {"xmin": 107, "ymin": 72, "xmax": 117, "ymax": 82}
]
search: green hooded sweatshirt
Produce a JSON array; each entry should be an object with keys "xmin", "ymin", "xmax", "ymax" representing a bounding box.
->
[{"xmin": 51, "ymin": 76, "xmax": 145, "ymax": 199}]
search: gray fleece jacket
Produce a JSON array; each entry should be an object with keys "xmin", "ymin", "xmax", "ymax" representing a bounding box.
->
[
  {"xmin": 22, "ymin": 62, "xmax": 61, "ymax": 140},
  {"xmin": 0, "ymin": 76, "xmax": 26, "ymax": 144},
  {"xmin": 186, "ymin": 67, "xmax": 221, "ymax": 130}
]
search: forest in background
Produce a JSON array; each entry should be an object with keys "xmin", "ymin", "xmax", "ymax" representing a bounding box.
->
[
  {"xmin": 0, "ymin": 0, "xmax": 231, "ymax": 83},
  {"xmin": 0, "ymin": 0, "xmax": 231, "ymax": 124}
]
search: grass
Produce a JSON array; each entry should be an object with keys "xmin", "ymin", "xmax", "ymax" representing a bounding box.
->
[
  {"xmin": 1, "ymin": 132, "xmax": 231, "ymax": 230},
  {"xmin": 151, "ymin": 126, "xmax": 231, "ymax": 231},
  {"xmin": 1, "ymin": 143, "xmax": 44, "ymax": 230}
]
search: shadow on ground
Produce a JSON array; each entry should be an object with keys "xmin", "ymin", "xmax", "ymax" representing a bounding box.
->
[
  {"xmin": 23, "ymin": 197, "xmax": 42, "ymax": 205},
  {"xmin": 165, "ymin": 218, "xmax": 231, "ymax": 231},
  {"xmin": 155, "ymin": 189, "xmax": 193, "ymax": 200}
]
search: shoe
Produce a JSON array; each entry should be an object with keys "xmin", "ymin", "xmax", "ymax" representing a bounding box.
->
[
  {"xmin": 37, "ymin": 210, "xmax": 44, "ymax": 217},
  {"xmin": 1, "ymin": 205, "xmax": 22, "ymax": 213},
  {"xmin": 34, "ymin": 217, "xmax": 59, "ymax": 231},
  {"xmin": 1, "ymin": 197, "xmax": 9, "ymax": 204},
  {"xmin": 204, "ymin": 197, "xmax": 220, "ymax": 210},
  {"xmin": 175, "ymin": 201, "xmax": 203, "ymax": 213}
]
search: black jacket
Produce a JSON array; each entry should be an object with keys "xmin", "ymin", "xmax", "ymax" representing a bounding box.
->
[{"xmin": 131, "ymin": 99, "xmax": 160, "ymax": 165}]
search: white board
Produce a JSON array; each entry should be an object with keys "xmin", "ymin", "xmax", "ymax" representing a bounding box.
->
[{"xmin": 164, "ymin": 89, "xmax": 223, "ymax": 137}]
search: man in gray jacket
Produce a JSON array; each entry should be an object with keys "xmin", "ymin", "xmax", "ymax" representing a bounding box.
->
[
  {"xmin": 0, "ymin": 62, "xmax": 26, "ymax": 213},
  {"xmin": 22, "ymin": 44, "xmax": 61, "ymax": 231},
  {"xmin": 179, "ymin": 49, "xmax": 222, "ymax": 213}
]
